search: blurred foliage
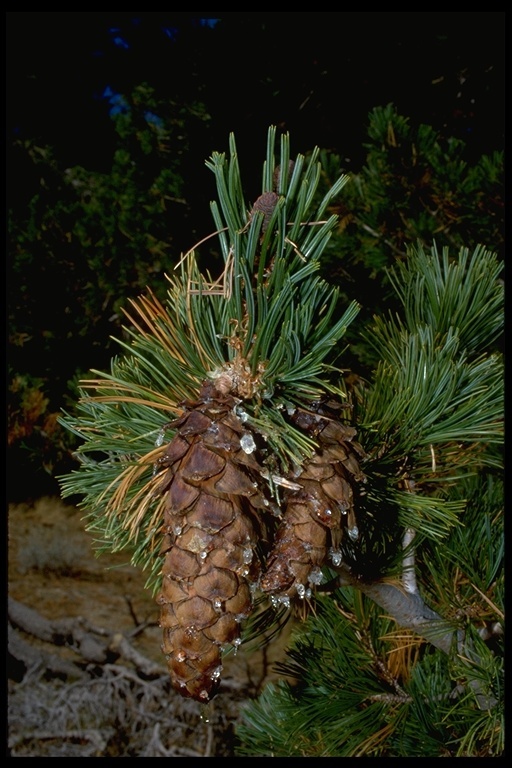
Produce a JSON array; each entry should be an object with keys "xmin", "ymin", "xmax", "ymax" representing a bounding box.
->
[
  {"xmin": 317, "ymin": 104, "xmax": 504, "ymax": 371},
  {"xmin": 7, "ymin": 84, "xmax": 211, "ymax": 495}
]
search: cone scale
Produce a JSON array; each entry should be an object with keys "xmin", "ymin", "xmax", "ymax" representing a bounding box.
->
[
  {"xmin": 155, "ymin": 380, "xmax": 269, "ymax": 701},
  {"xmin": 261, "ymin": 404, "xmax": 367, "ymax": 602},
  {"xmin": 155, "ymin": 384, "xmax": 367, "ymax": 700}
]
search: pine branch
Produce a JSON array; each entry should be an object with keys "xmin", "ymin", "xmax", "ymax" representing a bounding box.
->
[
  {"xmin": 324, "ymin": 565, "xmax": 496, "ymax": 710},
  {"xmin": 58, "ymin": 126, "xmax": 503, "ymax": 733}
]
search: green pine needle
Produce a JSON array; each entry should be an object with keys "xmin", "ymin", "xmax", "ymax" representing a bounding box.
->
[
  {"xmin": 58, "ymin": 127, "xmax": 360, "ymax": 584},
  {"xmin": 388, "ymin": 242, "xmax": 504, "ymax": 353},
  {"xmin": 358, "ymin": 242, "xmax": 503, "ymax": 470}
]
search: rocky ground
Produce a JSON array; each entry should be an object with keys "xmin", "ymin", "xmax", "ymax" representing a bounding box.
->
[{"xmin": 7, "ymin": 496, "xmax": 294, "ymax": 757}]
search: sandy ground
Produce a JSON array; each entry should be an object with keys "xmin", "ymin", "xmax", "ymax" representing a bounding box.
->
[{"xmin": 7, "ymin": 496, "xmax": 295, "ymax": 756}]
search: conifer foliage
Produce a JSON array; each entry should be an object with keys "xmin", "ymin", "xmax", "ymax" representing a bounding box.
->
[
  {"xmin": 59, "ymin": 127, "xmax": 365, "ymax": 701},
  {"xmin": 59, "ymin": 126, "xmax": 503, "ymax": 753}
]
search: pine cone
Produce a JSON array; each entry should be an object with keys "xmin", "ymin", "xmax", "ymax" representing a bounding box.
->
[
  {"xmin": 155, "ymin": 381, "xmax": 268, "ymax": 702},
  {"xmin": 260, "ymin": 405, "xmax": 366, "ymax": 602}
]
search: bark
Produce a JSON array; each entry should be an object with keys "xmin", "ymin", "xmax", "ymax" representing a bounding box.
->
[{"xmin": 325, "ymin": 565, "xmax": 498, "ymax": 710}]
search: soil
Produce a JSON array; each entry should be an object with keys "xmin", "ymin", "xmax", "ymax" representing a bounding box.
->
[
  {"xmin": 7, "ymin": 496, "xmax": 296, "ymax": 757},
  {"xmin": 8, "ymin": 497, "xmax": 164, "ymax": 662}
]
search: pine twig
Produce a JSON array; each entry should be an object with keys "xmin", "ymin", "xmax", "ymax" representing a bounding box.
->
[{"xmin": 328, "ymin": 565, "xmax": 498, "ymax": 710}]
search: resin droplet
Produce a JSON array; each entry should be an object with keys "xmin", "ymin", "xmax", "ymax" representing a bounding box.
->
[
  {"xmin": 329, "ymin": 548, "xmax": 343, "ymax": 566},
  {"xmin": 242, "ymin": 547, "xmax": 253, "ymax": 564},
  {"xmin": 308, "ymin": 567, "xmax": 323, "ymax": 585},
  {"xmin": 235, "ymin": 405, "xmax": 249, "ymax": 423},
  {"xmin": 240, "ymin": 433, "xmax": 256, "ymax": 454},
  {"xmin": 155, "ymin": 429, "xmax": 166, "ymax": 447}
]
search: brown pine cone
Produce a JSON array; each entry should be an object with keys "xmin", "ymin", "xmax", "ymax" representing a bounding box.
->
[
  {"xmin": 155, "ymin": 381, "xmax": 269, "ymax": 702},
  {"xmin": 260, "ymin": 406, "xmax": 366, "ymax": 603}
]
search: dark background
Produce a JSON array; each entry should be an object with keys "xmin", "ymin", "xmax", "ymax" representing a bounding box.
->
[{"xmin": 7, "ymin": 12, "xmax": 505, "ymax": 167}]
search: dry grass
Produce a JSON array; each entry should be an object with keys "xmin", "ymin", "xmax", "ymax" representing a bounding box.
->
[{"xmin": 8, "ymin": 662, "xmax": 248, "ymax": 757}]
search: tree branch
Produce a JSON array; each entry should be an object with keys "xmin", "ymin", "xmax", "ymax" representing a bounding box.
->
[{"xmin": 326, "ymin": 565, "xmax": 497, "ymax": 710}]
